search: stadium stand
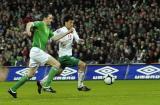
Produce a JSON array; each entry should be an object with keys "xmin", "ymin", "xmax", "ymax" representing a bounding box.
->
[{"xmin": 0, "ymin": 0, "xmax": 159, "ymax": 66}]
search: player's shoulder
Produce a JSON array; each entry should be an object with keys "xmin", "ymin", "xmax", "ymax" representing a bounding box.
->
[
  {"xmin": 55, "ymin": 26, "xmax": 66, "ymax": 33},
  {"xmin": 34, "ymin": 21, "xmax": 42, "ymax": 23},
  {"xmin": 55, "ymin": 27, "xmax": 63, "ymax": 33},
  {"xmin": 72, "ymin": 28, "xmax": 78, "ymax": 34},
  {"xmin": 62, "ymin": 26, "xmax": 76, "ymax": 31},
  {"xmin": 61, "ymin": 26, "xmax": 69, "ymax": 31},
  {"xmin": 72, "ymin": 27, "xmax": 76, "ymax": 31},
  {"xmin": 33, "ymin": 21, "xmax": 43, "ymax": 26}
]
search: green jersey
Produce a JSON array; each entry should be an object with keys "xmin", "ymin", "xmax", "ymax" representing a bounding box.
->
[{"xmin": 32, "ymin": 21, "xmax": 53, "ymax": 51}]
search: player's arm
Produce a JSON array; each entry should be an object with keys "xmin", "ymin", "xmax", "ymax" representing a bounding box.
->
[
  {"xmin": 25, "ymin": 22, "xmax": 34, "ymax": 36},
  {"xmin": 74, "ymin": 29, "xmax": 84, "ymax": 44},
  {"xmin": 51, "ymin": 28, "xmax": 73, "ymax": 41},
  {"xmin": 25, "ymin": 21, "xmax": 41, "ymax": 36}
]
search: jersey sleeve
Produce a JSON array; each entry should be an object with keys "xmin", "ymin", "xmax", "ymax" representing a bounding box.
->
[
  {"xmin": 73, "ymin": 29, "xmax": 80, "ymax": 43},
  {"xmin": 32, "ymin": 21, "xmax": 41, "ymax": 27},
  {"xmin": 53, "ymin": 28, "xmax": 62, "ymax": 36},
  {"xmin": 53, "ymin": 28, "xmax": 65, "ymax": 41}
]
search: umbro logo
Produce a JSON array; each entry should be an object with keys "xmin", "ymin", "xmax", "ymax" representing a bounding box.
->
[
  {"xmin": 95, "ymin": 66, "xmax": 119, "ymax": 76},
  {"xmin": 16, "ymin": 68, "xmax": 38, "ymax": 76},
  {"xmin": 137, "ymin": 65, "xmax": 160, "ymax": 75},
  {"xmin": 16, "ymin": 68, "xmax": 30, "ymax": 76},
  {"xmin": 61, "ymin": 67, "xmax": 77, "ymax": 76}
]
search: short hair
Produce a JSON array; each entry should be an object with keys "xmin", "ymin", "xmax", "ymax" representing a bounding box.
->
[
  {"xmin": 41, "ymin": 12, "xmax": 52, "ymax": 19},
  {"xmin": 63, "ymin": 15, "xmax": 73, "ymax": 24}
]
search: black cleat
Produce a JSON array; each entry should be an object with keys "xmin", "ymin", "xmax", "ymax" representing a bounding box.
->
[
  {"xmin": 43, "ymin": 87, "xmax": 56, "ymax": 93},
  {"xmin": 8, "ymin": 89, "xmax": 17, "ymax": 98},
  {"xmin": 37, "ymin": 81, "xmax": 42, "ymax": 94},
  {"xmin": 77, "ymin": 86, "xmax": 91, "ymax": 91}
]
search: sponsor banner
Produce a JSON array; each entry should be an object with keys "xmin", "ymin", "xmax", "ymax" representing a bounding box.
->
[
  {"xmin": 52, "ymin": 67, "xmax": 77, "ymax": 80},
  {"xmin": 6, "ymin": 66, "xmax": 50, "ymax": 81},
  {"xmin": 54, "ymin": 65, "xmax": 127, "ymax": 80},
  {"xmin": 85, "ymin": 65, "xmax": 127, "ymax": 80},
  {"xmin": 127, "ymin": 64, "xmax": 160, "ymax": 79},
  {"xmin": 6, "ymin": 65, "xmax": 127, "ymax": 81},
  {"xmin": 5, "ymin": 64, "xmax": 160, "ymax": 81}
]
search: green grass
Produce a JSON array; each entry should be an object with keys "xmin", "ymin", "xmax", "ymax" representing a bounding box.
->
[{"xmin": 0, "ymin": 80, "xmax": 160, "ymax": 105}]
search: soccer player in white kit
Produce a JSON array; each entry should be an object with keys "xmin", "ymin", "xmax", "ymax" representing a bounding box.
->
[{"xmin": 37, "ymin": 15, "xmax": 90, "ymax": 93}]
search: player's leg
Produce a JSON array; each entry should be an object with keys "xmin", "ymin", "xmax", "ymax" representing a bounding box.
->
[
  {"xmin": 38, "ymin": 56, "xmax": 72, "ymax": 92},
  {"xmin": 77, "ymin": 60, "xmax": 91, "ymax": 91},
  {"xmin": 37, "ymin": 67, "xmax": 63, "ymax": 94},
  {"xmin": 40, "ymin": 69, "xmax": 62, "ymax": 84},
  {"xmin": 8, "ymin": 66, "xmax": 38, "ymax": 98},
  {"xmin": 39, "ymin": 55, "xmax": 66, "ymax": 85},
  {"xmin": 58, "ymin": 56, "xmax": 90, "ymax": 91},
  {"xmin": 8, "ymin": 47, "xmax": 42, "ymax": 98},
  {"xmin": 40, "ymin": 55, "xmax": 62, "ymax": 93},
  {"xmin": 36, "ymin": 52, "xmax": 65, "ymax": 94}
]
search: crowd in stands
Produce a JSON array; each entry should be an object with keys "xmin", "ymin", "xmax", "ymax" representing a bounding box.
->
[{"xmin": 0, "ymin": 0, "xmax": 160, "ymax": 66}]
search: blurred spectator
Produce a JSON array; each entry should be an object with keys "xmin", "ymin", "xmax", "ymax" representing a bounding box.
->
[{"xmin": 0, "ymin": 0, "xmax": 160, "ymax": 66}]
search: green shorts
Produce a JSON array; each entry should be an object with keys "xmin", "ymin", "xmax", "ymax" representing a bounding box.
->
[{"xmin": 58, "ymin": 55, "xmax": 79, "ymax": 69}]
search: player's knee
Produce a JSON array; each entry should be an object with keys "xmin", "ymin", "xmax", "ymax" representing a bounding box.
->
[
  {"xmin": 27, "ymin": 72, "xmax": 35, "ymax": 78},
  {"xmin": 79, "ymin": 61, "xmax": 86, "ymax": 69},
  {"xmin": 27, "ymin": 68, "xmax": 37, "ymax": 78},
  {"xmin": 55, "ymin": 69, "xmax": 63, "ymax": 76},
  {"xmin": 82, "ymin": 62, "xmax": 87, "ymax": 68},
  {"xmin": 54, "ymin": 62, "xmax": 61, "ymax": 69}
]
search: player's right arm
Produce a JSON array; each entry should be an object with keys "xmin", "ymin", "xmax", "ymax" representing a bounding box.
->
[
  {"xmin": 25, "ymin": 21, "xmax": 41, "ymax": 36},
  {"xmin": 26, "ymin": 22, "xmax": 34, "ymax": 36}
]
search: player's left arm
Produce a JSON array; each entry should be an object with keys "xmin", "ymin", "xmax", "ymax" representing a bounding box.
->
[{"xmin": 74, "ymin": 29, "xmax": 84, "ymax": 44}]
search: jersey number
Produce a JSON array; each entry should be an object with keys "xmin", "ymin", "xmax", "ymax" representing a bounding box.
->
[{"xmin": 68, "ymin": 34, "xmax": 72, "ymax": 40}]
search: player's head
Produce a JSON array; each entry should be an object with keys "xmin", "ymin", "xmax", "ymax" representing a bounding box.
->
[
  {"xmin": 64, "ymin": 15, "xmax": 74, "ymax": 29},
  {"xmin": 42, "ymin": 13, "xmax": 53, "ymax": 25}
]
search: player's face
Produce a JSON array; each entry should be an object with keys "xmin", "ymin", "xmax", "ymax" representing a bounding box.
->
[
  {"xmin": 66, "ymin": 20, "xmax": 74, "ymax": 29},
  {"xmin": 46, "ymin": 14, "xmax": 53, "ymax": 25}
]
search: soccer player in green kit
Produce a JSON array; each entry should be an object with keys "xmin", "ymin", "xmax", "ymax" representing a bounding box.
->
[{"xmin": 8, "ymin": 13, "xmax": 73, "ymax": 98}]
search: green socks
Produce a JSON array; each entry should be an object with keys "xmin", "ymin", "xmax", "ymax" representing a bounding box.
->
[
  {"xmin": 10, "ymin": 67, "xmax": 58, "ymax": 92},
  {"xmin": 43, "ymin": 67, "xmax": 58, "ymax": 88},
  {"xmin": 11, "ymin": 76, "xmax": 29, "ymax": 92}
]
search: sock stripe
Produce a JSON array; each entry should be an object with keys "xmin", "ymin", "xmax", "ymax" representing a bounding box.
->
[{"xmin": 10, "ymin": 88, "xmax": 16, "ymax": 93}]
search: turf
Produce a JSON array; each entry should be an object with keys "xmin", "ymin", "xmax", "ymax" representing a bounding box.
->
[{"xmin": 0, "ymin": 80, "xmax": 160, "ymax": 105}]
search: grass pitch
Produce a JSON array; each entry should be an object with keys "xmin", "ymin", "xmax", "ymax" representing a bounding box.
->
[{"xmin": 0, "ymin": 80, "xmax": 160, "ymax": 105}]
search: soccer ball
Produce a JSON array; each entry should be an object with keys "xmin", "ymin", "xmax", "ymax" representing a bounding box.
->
[{"xmin": 104, "ymin": 74, "xmax": 115, "ymax": 85}]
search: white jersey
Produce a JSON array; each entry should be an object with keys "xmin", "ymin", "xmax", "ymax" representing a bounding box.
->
[{"xmin": 54, "ymin": 26, "xmax": 80, "ymax": 57}]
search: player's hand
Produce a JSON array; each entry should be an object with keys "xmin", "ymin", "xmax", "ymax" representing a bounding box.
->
[
  {"xmin": 78, "ymin": 39, "xmax": 85, "ymax": 45},
  {"xmin": 27, "ymin": 31, "xmax": 32, "ymax": 36},
  {"xmin": 23, "ymin": 31, "xmax": 32, "ymax": 36}
]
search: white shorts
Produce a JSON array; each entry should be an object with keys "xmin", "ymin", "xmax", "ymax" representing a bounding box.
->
[{"xmin": 29, "ymin": 47, "xmax": 51, "ymax": 67}]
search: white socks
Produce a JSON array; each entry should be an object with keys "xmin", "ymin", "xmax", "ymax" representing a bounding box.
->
[{"xmin": 78, "ymin": 71, "xmax": 85, "ymax": 88}]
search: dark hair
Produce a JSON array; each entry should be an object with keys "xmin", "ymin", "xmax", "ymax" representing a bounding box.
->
[
  {"xmin": 63, "ymin": 15, "xmax": 73, "ymax": 24},
  {"xmin": 41, "ymin": 12, "xmax": 52, "ymax": 19}
]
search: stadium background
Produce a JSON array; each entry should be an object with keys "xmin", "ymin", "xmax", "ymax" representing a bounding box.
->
[
  {"xmin": 0, "ymin": 0, "xmax": 159, "ymax": 66},
  {"xmin": 0, "ymin": 0, "xmax": 160, "ymax": 105}
]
